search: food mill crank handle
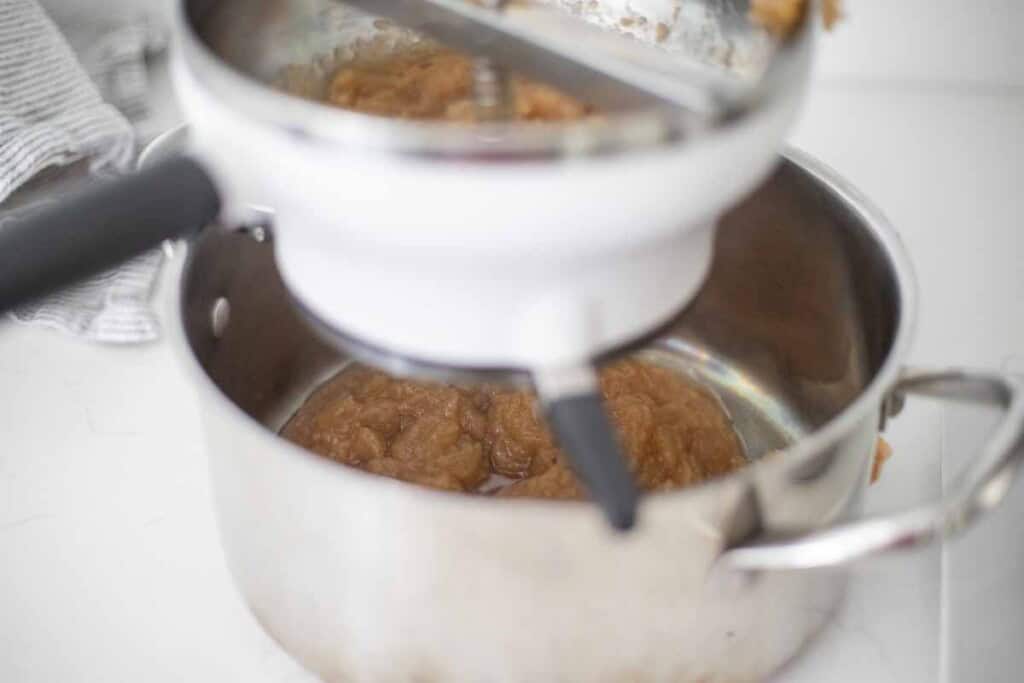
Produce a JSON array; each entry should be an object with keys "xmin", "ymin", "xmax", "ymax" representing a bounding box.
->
[{"xmin": 0, "ymin": 156, "xmax": 221, "ymax": 312}]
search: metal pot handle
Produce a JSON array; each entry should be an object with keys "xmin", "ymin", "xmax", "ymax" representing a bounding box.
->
[{"xmin": 719, "ymin": 368, "xmax": 1024, "ymax": 572}]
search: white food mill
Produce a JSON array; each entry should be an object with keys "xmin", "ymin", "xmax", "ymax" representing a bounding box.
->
[{"xmin": 0, "ymin": 0, "xmax": 816, "ymax": 527}]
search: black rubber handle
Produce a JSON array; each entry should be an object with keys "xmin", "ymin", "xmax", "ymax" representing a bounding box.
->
[
  {"xmin": 0, "ymin": 156, "xmax": 220, "ymax": 312},
  {"xmin": 546, "ymin": 393, "xmax": 639, "ymax": 531}
]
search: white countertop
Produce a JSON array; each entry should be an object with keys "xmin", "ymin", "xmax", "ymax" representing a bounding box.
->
[
  {"xmin": 783, "ymin": 81, "xmax": 1024, "ymax": 683},
  {"xmin": 2, "ymin": 5, "xmax": 1023, "ymax": 680}
]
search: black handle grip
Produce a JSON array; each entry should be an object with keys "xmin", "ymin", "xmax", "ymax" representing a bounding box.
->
[
  {"xmin": 0, "ymin": 156, "xmax": 220, "ymax": 312},
  {"xmin": 546, "ymin": 393, "xmax": 639, "ymax": 531}
]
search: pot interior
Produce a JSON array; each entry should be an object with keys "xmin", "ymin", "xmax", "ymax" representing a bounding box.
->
[{"xmin": 180, "ymin": 155, "xmax": 906, "ymax": 467}]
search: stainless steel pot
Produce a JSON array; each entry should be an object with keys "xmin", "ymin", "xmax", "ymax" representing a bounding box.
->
[{"xmin": 161, "ymin": 133, "xmax": 1024, "ymax": 681}]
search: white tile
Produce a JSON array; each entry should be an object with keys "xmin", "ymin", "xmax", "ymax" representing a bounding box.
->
[
  {"xmin": 791, "ymin": 85, "xmax": 1024, "ymax": 683},
  {"xmin": 814, "ymin": 0, "xmax": 1024, "ymax": 87},
  {"xmin": 781, "ymin": 400, "xmax": 944, "ymax": 683},
  {"xmin": 0, "ymin": 320, "xmax": 314, "ymax": 682},
  {"xmin": 790, "ymin": 86, "xmax": 1024, "ymax": 369},
  {"xmin": 941, "ymin": 403, "xmax": 1024, "ymax": 683}
]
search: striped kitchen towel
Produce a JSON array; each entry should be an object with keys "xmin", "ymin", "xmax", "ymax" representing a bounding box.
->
[{"xmin": 0, "ymin": 0, "xmax": 167, "ymax": 342}]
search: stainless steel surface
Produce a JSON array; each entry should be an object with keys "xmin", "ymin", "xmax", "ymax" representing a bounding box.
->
[
  {"xmin": 169, "ymin": 146, "xmax": 918, "ymax": 680},
  {"xmin": 179, "ymin": 0, "xmax": 812, "ymax": 157},
  {"xmin": 722, "ymin": 369, "xmax": 1024, "ymax": 571}
]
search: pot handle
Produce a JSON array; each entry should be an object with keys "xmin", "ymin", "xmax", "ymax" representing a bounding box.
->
[
  {"xmin": 0, "ymin": 156, "xmax": 220, "ymax": 312},
  {"xmin": 719, "ymin": 368, "xmax": 1024, "ymax": 572}
]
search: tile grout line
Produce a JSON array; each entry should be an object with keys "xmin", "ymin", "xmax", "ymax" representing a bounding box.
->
[
  {"xmin": 938, "ymin": 402, "xmax": 950, "ymax": 683},
  {"xmin": 811, "ymin": 76, "xmax": 1024, "ymax": 99}
]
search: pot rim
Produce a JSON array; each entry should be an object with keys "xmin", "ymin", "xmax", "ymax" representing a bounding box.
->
[{"xmin": 166, "ymin": 143, "xmax": 917, "ymax": 518}]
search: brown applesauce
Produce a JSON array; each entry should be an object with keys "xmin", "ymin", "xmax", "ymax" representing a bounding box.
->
[
  {"xmin": 325, "ymin": 46, "xmax": 591, "ymax": 122},
  {"xmin": 281, "ymin": 360, "xmax": 748, "ymax": 499},
  {"xmin": 750, "ymin": 0, "xmax": 842, "ymax": 36},
  {"xmin": 285, "ymin": 47, "xmax": 747, "ymax": 497}
]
